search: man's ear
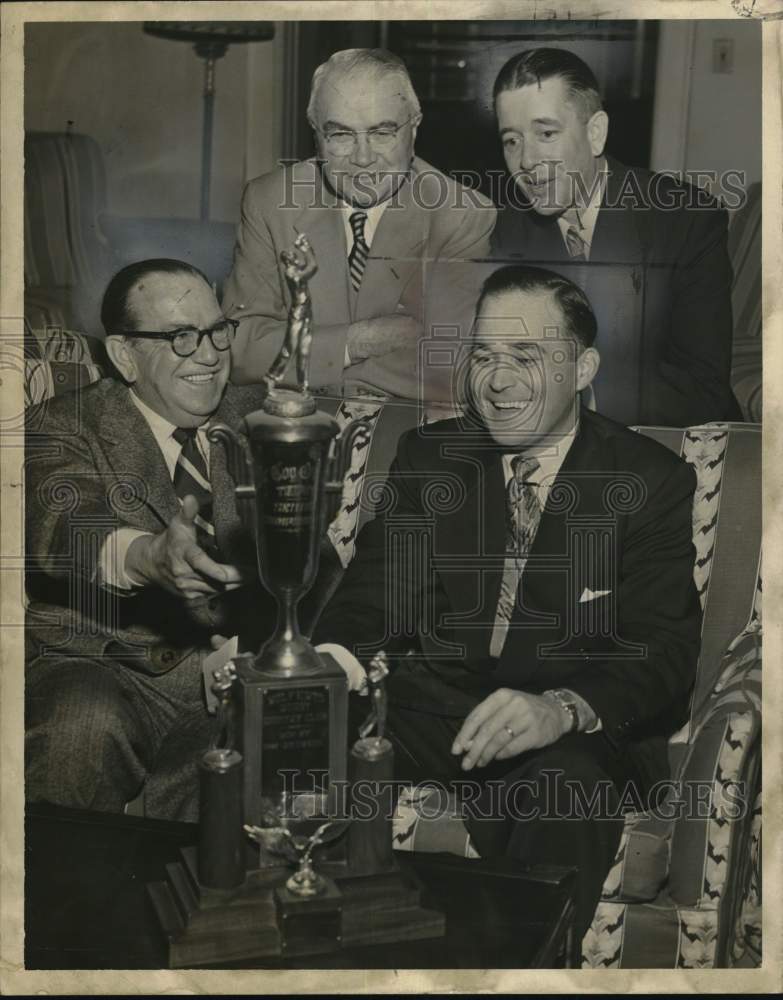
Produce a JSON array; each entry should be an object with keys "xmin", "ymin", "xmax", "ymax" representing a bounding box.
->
[
  {"xmin": 586, "ymin": 110, "xmax": 609, "ymax": 158},
  {"xmin": 105, "ymin": 336, "xmax": 138, "ymax": 384},
  {"xmin": 576, "ymin": 346, "xmax": 600, "ymax": 391},
  {"xmin": 410, "ymin": 112, "xmax": 422, "ymax": 147}
]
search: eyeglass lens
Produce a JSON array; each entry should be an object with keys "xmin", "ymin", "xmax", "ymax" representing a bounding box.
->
[{"xmin": 172, "ymin": 321, "xmax": 234, "ymax": 357}]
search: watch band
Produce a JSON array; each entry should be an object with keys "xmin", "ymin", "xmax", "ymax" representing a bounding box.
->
[{"xmin": 545, "ymin": 688, "xmax": 580, "ymax": 734}]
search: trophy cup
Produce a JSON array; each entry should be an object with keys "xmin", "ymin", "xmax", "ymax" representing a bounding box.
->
[
  {"xmin": 147, "ymin": 236, "xmax": 444, "ymax": 966},
  {"xmin": 207, "ymin": 235, "xmax": 369, "ymax": 845}
]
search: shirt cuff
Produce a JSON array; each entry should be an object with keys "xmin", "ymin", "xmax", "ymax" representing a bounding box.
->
[
  {"xmin": 316, "ymin": 643, "xmax": 367, "ymax": 693},
  {"xmin": 562, "ymin": 688, "xmax": 603, "ymax": 733},
  {"xmin": 96, "ymin": 527, "xmax": 151, "ymax": 590}
]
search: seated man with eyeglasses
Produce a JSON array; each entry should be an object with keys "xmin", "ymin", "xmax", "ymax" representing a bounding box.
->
[
  {"xmin": 24, "ymin": 259, "xmax": 275, "ymax": 821},
  {"xmin": 223, "ymin": 47, "xmax": 496, "ymax": 403}
]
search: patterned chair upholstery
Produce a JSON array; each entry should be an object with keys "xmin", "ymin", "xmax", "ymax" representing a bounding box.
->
[{"xmin": 23, "ymin": 324, "xmax": 109, "ymax": 407}]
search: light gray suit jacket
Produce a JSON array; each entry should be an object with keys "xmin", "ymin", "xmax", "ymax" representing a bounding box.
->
[{"xmin": 223, "ymin": 157, "xmax": 496, "ymax": 401}]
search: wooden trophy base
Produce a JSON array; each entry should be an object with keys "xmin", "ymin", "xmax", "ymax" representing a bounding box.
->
[{"xmin": 147, "ymin": 848, "xmax": 445, "ymax": 968}]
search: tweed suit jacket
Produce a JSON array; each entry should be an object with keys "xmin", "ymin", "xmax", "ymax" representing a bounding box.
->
[
  {"xmin": 491, "ymin": 156, "xmax": 742, "ymax": 427},
  {"xmin": 25, "ymin": 378, "xmax": 271, "ymax": 675},
  {"xmin": 314, "ymin": 408, "xmax": 702, "ymax": 792},
  {"xmin": 223, "ymin": 157, "xmax": 496, "ymax": 402}
]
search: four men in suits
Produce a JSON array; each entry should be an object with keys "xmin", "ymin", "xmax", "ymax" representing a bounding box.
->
[
  {"xmin": 313, "ymin": 265, "xmax": 702, "ymax": 936},
  {"xmin": 24, "ymin": 43, "xmax": 737, "ymax": 938},
  {"xmin": 25, "ymin": 259, "xmax": 272, "ymax": 820},
  {"xmin": 223, "ymin": 48, "xmax": 496, "ymax": 402},
  {"xmin": 491, "ymin": 47, "xmax": 741, "ymax": 426}
]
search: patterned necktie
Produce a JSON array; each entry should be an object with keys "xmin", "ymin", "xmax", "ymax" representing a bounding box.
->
[
  {"xmin": 564, "ymin": 225, "xmax": 588, "ymax": 261},
  {"xmin": 489, "ymin": 455, "xmax": 542, "ymax": 658},
  {"xmin": 348, "ymin": 210, "xmax": 370, "ymax": 291},
  {"xmin": 327, "ymin": 399, "xmax": 383, "ymax": 568},
  {"xmin": 172, "ymin": 427, "xmax": 217, "ymax": 554}
]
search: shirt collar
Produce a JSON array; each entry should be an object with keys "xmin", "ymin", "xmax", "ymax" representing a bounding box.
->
[
  {"xmin": 556, "ymin": 161, "xmax": 607, "ymax": 252},
  {"xmin": 341, "ymin": 199, "xmax": 390, "ymax": 247},
  {"xmin": 129, "ymin": 390, "xmax": 210, "ymax": 448},
  {"xmin": 501, "ymin": 425, "xmax": 577, "ymax": 493}
]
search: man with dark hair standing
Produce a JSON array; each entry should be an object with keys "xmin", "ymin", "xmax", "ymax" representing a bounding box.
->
[
  {"xmin": 24, "ymin": 259, "xmax": 272, "ymax": 820},
  {"xmin": 314, "ymin": 265, "xmax": 701, "ymax": 941},
  {"xmin": 491, "ymin": 47, "xmax": 741, "ymax": 427},
  {"xmin": 223, "ymin": 48, "xmax": 496, "ymax": 402}
]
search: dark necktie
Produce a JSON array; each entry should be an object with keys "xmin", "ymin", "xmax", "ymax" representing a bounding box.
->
[
  {"xmin": 490, "ymin": 455, "xmax": 542, "ymax": 658},
  {"xmin": 172, "ymin": 427, "xmax": 216, "ymax": 553},
  {"xmin": 564, "ymin": 225, "xmax": 588, "ymax": 261},
  {"xmin": 348, "ymin": 210, "xmax": 370, "ymax": 291}
]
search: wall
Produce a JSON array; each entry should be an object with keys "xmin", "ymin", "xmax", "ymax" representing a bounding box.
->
[
  {"xmin": 25, "ymin": 21, "xmax": 282, "ymax": 225},
  {"xmin": 651, "ymin": 19, "xmax": 761, "ymax": 196}
]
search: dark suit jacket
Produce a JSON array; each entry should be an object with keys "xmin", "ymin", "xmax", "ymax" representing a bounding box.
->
[
  {"xmin": 314, "ymin": 408, "xmax": 702, "ymax": 791},
  {"xmin": 491, "ymin": 157, "xmax": 741, "ymax": 426},
  {"xmin": 223, "ymin": 157, "xmax": 496, "ymax": 402},
  {"xmin": 25, "ymin": 379, "xmax": 273, "ymax": 675}
]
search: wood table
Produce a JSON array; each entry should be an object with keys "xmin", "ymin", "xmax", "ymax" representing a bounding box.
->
[{"xmin": 25, "ymin": 803, "xmax": 579, "ymax": 970}]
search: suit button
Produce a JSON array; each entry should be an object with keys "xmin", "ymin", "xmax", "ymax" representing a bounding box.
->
[{"xmin": 161, "ymin": 650, "xmax": 175, "ymax": 664}]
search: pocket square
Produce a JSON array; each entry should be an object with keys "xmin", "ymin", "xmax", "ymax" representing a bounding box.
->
[{"xmin": 579, "ymin": 587, "xmax": 612, "ymax": 603}]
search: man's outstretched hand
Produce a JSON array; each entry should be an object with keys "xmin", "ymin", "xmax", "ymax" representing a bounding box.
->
[{"xmin": 126, "ymin": 495, "xmax": 243, "ymax": 600}]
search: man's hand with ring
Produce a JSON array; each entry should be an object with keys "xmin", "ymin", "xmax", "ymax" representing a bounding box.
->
[{"xmin": 451, "ymin": 688, "xmax": 570, "ymax": 771}]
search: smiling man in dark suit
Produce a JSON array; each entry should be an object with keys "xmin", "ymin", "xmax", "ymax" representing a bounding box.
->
[
  {"xmin": 314, "ymin": 264, "xmax": 702, "ymax": 939},
  {"xmin": 24, "ymin": 259, "xmax": 273, "ymax": 820},
  {"xmin": 223, "ymin": 48, "xmax": 496, "ymax": 402},
  {"xmin": 490, "ymin": 47, "xmax": 741, "ymax": 427}
]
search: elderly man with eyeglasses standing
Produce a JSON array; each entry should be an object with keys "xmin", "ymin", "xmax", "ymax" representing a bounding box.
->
[
  {"xmin": 24, "ymin": 258, "xmax": 277, "ymax": 821},
  {"xmin": 223, "ymin": 48, "xmax": 496, "ymax": 404}
]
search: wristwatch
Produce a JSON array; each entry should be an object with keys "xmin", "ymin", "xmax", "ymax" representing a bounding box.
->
[{"xmin": 544, "ymin": 688, "xmax": 580, "ymax": 734}]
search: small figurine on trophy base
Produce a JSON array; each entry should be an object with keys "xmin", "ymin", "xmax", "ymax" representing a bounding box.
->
[{"xmin": 348, "ymin": 652, "xmax": 396, "ymax": 876}]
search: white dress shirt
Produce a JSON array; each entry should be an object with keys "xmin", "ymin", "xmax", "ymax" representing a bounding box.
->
[
  {"xmin": 340, "ymin": 200, "xmax": 389, "ymax": 258},
  {"xmin": 96, "ymin": 391, "xmax": 211, "ymax": 590}
]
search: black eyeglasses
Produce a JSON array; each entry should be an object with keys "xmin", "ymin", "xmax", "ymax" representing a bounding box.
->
[{"xmin": 120, "ymin": 318, "xmax": 239, "ymax": 358}]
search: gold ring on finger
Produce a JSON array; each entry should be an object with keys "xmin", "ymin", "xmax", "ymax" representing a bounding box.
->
[{"xmin": 504, "ymin": 725, "xmax": 515, "ymax": 739}]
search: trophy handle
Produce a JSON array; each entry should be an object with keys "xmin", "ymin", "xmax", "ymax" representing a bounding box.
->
[
  {"xmin": 323, "ymin": 418, "xmax": 372, "ymax": 524},
  {"xmin": 208, "ymin": 423, "xmax": 255, "ymax": 534}
]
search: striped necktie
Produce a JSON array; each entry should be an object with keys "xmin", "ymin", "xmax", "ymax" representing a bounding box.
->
[
  {"xmin": 489, "ymin": 455, "xmax": 542, "ymax": 658},
  {"xmin": 348, "ymin": 210, "xmax": 370, "ymax": 291},
  {"xmin": 172, "ymin": 427, "xmax": 217, "ymax": 555},
  {"xmin": 564, "ymin": 225, "xmax": 588, "ymax": 261}
]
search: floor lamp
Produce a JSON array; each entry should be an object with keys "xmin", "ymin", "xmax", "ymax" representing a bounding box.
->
[{"xmin": 143, "ymin": 21, "xmax": 275, "ymax": 221}]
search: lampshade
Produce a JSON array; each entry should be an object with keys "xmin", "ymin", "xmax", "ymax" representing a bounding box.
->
[{"xmin": 143, "ymin": 21, "xmax": 275, "ymax": 51}]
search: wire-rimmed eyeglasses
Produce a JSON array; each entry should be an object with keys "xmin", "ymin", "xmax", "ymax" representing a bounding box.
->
[{"xmin": 311, "ymin": 115, "xmax": 421, "ymax": 156}]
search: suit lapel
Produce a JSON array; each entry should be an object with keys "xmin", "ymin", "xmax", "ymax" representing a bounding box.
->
[
  {"xmin": 358, "ymin": 164, "xmax": 427, "ymax": 320},
  {"xmin": 432, "ymin": 436, "xmax": 505, "ymax": 661},
  {"xmin": 292, "ymin": 168, "xmax": 352, "ymax": 325},
  {"xmin": 208, "ymin": 388, "xmax": 248, "ymax": 563},
  {"xmin": 97, "ymin": 384, "xmax": 180, "ymax": 531},
  {"xmin": 96, "ymin": 382, "xmax": 250, "ymax": 560},
  {"xmin": 498, "ymin": 415, "xmax": 612, "ymax": 673},
  {"xmin": 590, "ymin": 157, "xmax": 645, "ymax": 265}
]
